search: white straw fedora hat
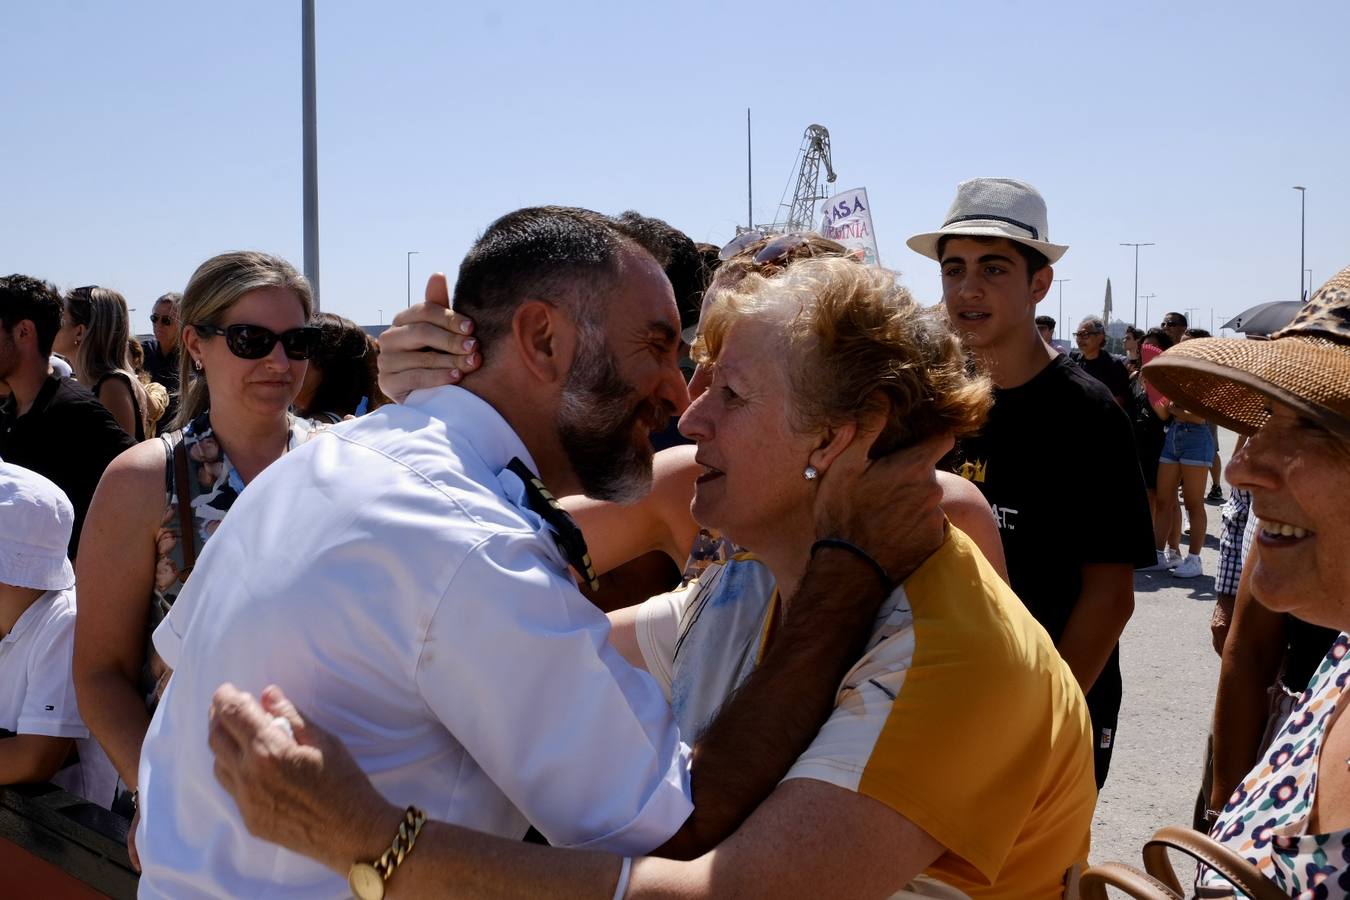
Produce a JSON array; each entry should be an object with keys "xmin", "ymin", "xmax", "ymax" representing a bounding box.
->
[
  {"xmin": 1143, "ymin": 265, "xmax": 1350, "ymax": 441},
  {"xmin": 0, "ymin": 462, "xmax": 76, "ymax": 591},
  {"xmin": 907, "ymin": 177, "xmax": 1069, "ymax": 264}
]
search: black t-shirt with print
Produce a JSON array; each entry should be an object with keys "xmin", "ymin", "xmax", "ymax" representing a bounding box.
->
[{"xmin": 946, "ymin": 355, "xmax": 1155, "ymax": 710}]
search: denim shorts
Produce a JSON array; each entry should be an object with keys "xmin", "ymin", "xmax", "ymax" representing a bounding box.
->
[{"xmin": 1159, "ymin": 420, "xmax": 1217, "ymax": 467}]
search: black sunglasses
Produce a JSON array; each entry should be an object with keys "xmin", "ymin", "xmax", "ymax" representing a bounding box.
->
[
  {"xmin": 149, "ymin": 314, "xmax": 177, "ymax": 326},
  {"xmin": 192, "ymin": 323, "xmax": 321, "ymax": 360},
  {"xmin": 1162, "ymin": 319, "xmax": 1185, "ymax": 327}
]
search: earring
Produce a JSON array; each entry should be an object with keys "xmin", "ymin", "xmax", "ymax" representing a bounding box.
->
[
  {"xmin": 803, "ymin": 465, "xmax": 818, "ymax": 481},
  {"xmin": 193, "ymin": 358, "xmax": 203, "ymax": 372}
]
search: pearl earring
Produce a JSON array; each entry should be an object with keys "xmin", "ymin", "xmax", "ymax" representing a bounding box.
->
[
  {"xmin": 193, "ymin": 358, "xmax": 203, "ymax": 372},
  {"xmin": 803, "ymin": 465, "xmax": 818, "ymax": 481}
]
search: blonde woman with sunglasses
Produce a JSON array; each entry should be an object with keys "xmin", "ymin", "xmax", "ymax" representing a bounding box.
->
[{"xmin": 73, "ymin": 252, "xmax": 325, "ymax": 841}]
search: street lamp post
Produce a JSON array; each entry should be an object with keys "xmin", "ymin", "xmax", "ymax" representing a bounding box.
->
[
  {"xmin": 1053, "ymin": 278, "xmax": 1070, "ymax": 341},
  {"xmin": 1120, "ymin": 242, "xmax": 1155, "ymax": 327},
  {"xmin": 1293, "ymin": 186, "xmax": 1306, "ymax": 301},
  {"xmin": 406, "ymin": 250, "xmax": 420, "ymax": 308},
  {"xmin": 1305, "ymin": 268, "xmax": 1314, "ymax": 300},
  {"xmin": 1140, "ymin": 293, "xmax": 1157, "ymax": 327}
]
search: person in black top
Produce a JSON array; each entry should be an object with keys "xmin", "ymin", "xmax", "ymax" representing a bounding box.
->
[
  {"xmin": 141, "ymin": 292, "xmax": 182, "ymax": 424},
  {"xmin": 907, "ymin": 178, "xmax": 1156, "ymax": 788},
  {"xmin": 0, "ymin": 275, "xmax": 135, "ymax": 558},
  {"xmin": 1070, "ymin": 315, "xmax": 1130, "ymax": 406}
]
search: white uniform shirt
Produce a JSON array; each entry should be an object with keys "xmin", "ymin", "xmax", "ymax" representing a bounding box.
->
[
  {"xmin": 0, "ymin": 588, "xmax": 117, "ymax": 808},
  {"xmin": 138, "ymin": 387, "xmax": 693, "ymax": 899}
]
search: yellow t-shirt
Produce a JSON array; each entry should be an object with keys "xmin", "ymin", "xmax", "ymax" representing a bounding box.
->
[{"xmin": 782, "ymin": 527, "xmax": 1096, "ymax": 898}]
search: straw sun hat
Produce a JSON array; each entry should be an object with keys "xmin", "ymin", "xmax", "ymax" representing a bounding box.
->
[{"xmin": 1143, "ymin": 265, "xmax": 1350, "ymax": 441}]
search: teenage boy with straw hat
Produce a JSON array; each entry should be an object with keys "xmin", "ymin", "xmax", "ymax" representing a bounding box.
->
[{"xmin": 910, "ymin": 177, "xmax": 1156, "ymax": 789}]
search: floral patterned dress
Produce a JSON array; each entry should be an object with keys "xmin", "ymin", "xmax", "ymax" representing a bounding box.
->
[
  {"xmin": 142, "ymin": 412, "xmax": 322, "ymax": 705},
  {"xmin": 1205, "ymin": 633, "xmax": 1350, "ymax": 898}
]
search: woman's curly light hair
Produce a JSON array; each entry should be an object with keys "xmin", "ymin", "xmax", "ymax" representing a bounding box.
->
[{"xmin": 695, "ymin": 257, "xmax": 991, "ymax": 453}]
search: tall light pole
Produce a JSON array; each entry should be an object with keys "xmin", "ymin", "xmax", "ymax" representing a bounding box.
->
[
  {"xmin": 1293, "ymin": 186, "xmax": 1306, "ymax": 301},
  {"xmin": 1120, "ymin": 242, "xmax": 1154, "ymax": 327},
  {"xmin": 302, "ymin": 0, "xmax": 320, "ymax": 308},
  {"xmin": 406, "ymin": 251, "xmax": 420, "ymax": 308},
  {"xmin": 1140, "ymin": 293, "xmax": 1157, "ymax": 327},
  {"xmin": 1053, "ymin": 278, "xmax": 1070, "ymax": 341}
]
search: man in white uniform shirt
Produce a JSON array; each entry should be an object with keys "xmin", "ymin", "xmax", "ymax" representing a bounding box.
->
[{"xmin": 136, "ymin": 208, "xmax": 894, "ymax": 899}]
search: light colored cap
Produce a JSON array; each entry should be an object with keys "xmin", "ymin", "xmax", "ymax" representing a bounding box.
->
[
  {"xmin": 0, "ymin": 462, "xmax": 76, "ymax": 591},
  {"xmin": 907, "ymin": 177, "xmax": 1069, "ymax": 264}
]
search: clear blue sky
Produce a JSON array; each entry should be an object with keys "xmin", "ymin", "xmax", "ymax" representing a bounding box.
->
[{"xmin": 5, "ymin": 1, "xmax": 1347, "ymax": 336}]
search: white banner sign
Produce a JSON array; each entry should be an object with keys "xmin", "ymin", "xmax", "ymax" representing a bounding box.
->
[{"xmin": 819, "ymin": 187, "xmax": 880, "ymax": 266}]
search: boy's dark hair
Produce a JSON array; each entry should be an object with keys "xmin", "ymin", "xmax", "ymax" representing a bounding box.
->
[
  {"xmin": 1142, "ymin": 327, "xmax": 1175, "ymax": 351},
  {"xmin": 935, "ymin": 235, "xmax": 1050, "ymax": 283},
  {"xmin": 0, "ymin": 274, "xmax": 63, "ymax": 357},
  {"xmin": 1183, "ymin": 327, "xmax": 1211, "ymax": 340},
  {"xmin": 1035, "ymin": 315, "xmax": 1056, "ymax": 330},
  {"xmin": 452, "ymin": 206, "xmax": 665, "ymax": 351}
]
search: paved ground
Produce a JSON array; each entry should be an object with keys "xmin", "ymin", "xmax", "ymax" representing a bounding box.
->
[{"xmin": 1089, "ymin": 428, "xmax": 1238, "ymax": 870}]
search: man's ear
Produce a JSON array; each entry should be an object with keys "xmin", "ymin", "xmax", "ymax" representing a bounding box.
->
[
  {"xmin": 510, "ymin": 300, "xmax": 577, "ymax": 386},
  {"xmin": 1030, "ymin": 264, "xmax": 1054, "ymax": 304}
]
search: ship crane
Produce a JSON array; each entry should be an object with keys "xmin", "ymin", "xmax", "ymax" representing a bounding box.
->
[{"xmin": 772, "ymin": 124, "xmax": 837, "ymax": 234}]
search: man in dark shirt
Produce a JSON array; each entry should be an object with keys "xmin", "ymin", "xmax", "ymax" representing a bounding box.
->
[
  {"xmin": 0, "ymin": 275, "xmax": 135, "ymax": 557},
  {"xmin": 141, "ymin": 291, "xmax": 182, "ymax": 424},
  {"xmin": 1070, "ymin": 315, "xmax": 1130, "ymax": 405},
  {"xmin": 907, "ymin": 178, "xmax": 1156, "ymax": 788}
]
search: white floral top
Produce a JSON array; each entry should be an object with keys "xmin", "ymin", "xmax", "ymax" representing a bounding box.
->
[{"xmin": 1206, "ymin": 632, "xmax": 1350, "ymax": 898}]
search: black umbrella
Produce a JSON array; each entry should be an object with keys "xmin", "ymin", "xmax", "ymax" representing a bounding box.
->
[{"xmin": 1222, "ymin": 300, "xmax": 1303, "ymax": 336}]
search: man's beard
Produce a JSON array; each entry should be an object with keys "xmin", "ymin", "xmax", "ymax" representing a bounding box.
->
[{"xmin": 557, "ymin": 340, "xmax": 664, "ymax": 504}]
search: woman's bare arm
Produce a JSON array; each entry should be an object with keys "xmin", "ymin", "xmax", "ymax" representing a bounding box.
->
[{"xmin": 73, "ymin": 440, "xmax": 167, "ymax": 788}]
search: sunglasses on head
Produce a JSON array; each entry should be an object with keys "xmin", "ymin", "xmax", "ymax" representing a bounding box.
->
[
  {"xmin": 192, "ymin": 323, "xmax": 321, "ymax": 360},
  {"xmin": 149, "ymin": 314, "xmax": 177, "ymax": 326},
  {"xmin": 717, "ymin": 231, "xmax": 851, "ymax": 265}
]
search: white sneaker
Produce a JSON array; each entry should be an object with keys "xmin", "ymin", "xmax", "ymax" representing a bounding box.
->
[
  {"xmin": 1171, "ymin": 554, "xmax": 1203, "ymax": 579},
  {"xmin": 1143, "ymin": 550, "xmax": 1169, "ymax": 571},
  {"xmin": 1164, "ymin": 547, "xmax": 1184, "ymax": 568}
]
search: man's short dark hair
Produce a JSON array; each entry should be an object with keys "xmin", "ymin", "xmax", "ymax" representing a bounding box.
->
[
  {"xmin": 1183, "ymin": 327, "xmax": 1211, "ymax": 340},
  {"xmin": 1035, "ymin": 315, "xmax": 1056, "ymax": 331},
  {"xmin": 452, "ymin": 206, "xmax": 662, "ymax": 351},
  {"xmin": 935, "ymin": 235, "xmax": 1050, "ymax": 283},
  {"xmin": 1162, "ymin": 311, "xmax": 1187, "ymax": 327},
  {"xmin": 0, "ymin": 274, "xmax": 63, "ymax": 357}
]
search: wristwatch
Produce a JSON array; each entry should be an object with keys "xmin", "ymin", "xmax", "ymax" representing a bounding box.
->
[{"xmin": 347, "ymin": 806, "xmax": 427, "ymax": 900}]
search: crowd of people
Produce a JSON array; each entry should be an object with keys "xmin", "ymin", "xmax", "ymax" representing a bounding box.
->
[{"xmin": 0, "ymin": 177, "xmax": 1345, "ymax": 898}]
